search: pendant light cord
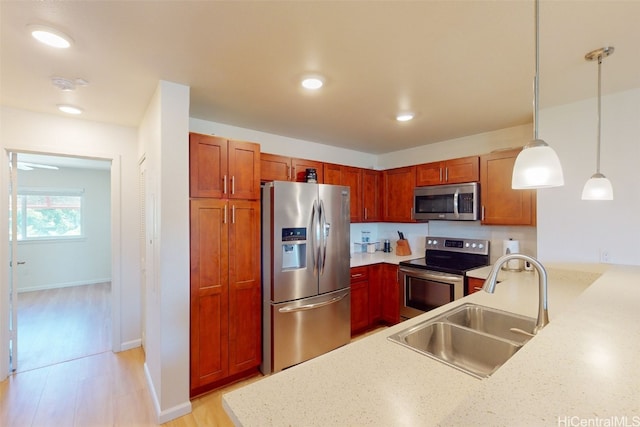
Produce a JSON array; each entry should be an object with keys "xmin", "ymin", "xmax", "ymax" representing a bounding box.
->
[
  {"xmin": 596, "ymin": 55, "xmax": 602, "ymax": 174},
  {"xmin": 533, "ymin": 0, "xmax": 540, "ymax": 141}
]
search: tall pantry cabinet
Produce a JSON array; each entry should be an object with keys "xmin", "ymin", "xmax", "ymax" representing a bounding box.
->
[{"xmin": 189, "ymin": 132, "xmax": 261, "ymax": 397}]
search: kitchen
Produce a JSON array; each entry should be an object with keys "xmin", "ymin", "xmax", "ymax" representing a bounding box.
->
[{"xmin": 1, "ymin": 1, "xmax": 640, "ymax": 425}]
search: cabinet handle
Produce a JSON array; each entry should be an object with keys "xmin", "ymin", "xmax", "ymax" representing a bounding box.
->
[
  {"xmin": 445, "ymin": 167, "xmax": 449, "ymax": 182},
  {"xmin": 223, "ymin": 175, "xmax": 228, "ymax": 194},
  {"xmin": 231, "ymin": 176, "xmax": 235, "ymax": 195},
  {"xmin": 474, "ymin": 287, "xmax": 483, "ymax": 291},
  {"xmin": 410, "ymin": 207, "xmax": 414, "ymax": 220},
  {"xmin": 232, "ymin": 205, "xmax": 236, "ymax": 223},
  {"xmin": 287, "ymin": 165, "xmax": 291, "ymax": 180},
  {"xmin": 364, "ymin": 207, "xmax": 368, "ymax": 220},
  {"xmin": 351, "ymin": 273, "xmax": 364, "ymax": 279},
  {"xmin": 439, "ymin": 168, "xmax": 443, "ymax": 182},
  {"xmin": 481, "ymin": 205, "xmax": 485, "ymax": 221},
  {"xmin": 223, "ymin": 205, "xmax": 228, "ymax": 224}
]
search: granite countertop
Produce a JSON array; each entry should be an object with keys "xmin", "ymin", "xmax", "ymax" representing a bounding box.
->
[{"xmin": 223, "ymin": 264, "xmax": 640, "ymax": 426}]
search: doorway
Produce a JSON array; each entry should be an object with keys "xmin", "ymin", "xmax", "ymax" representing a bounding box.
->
[{"xmin": 8, "ymin": 152, "xmax": 113, "ymax": 372}]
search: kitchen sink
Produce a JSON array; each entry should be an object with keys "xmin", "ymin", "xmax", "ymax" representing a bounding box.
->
[
  {"xmin": 388, "ymin": 303, "xmax": 536, "ymax": 378},
  {"xmin": 444, "ymin": 303, "xmax": 536, "ymax": 345}
]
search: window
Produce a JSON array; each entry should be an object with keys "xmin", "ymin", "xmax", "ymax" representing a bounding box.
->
[{"xmin": 10, "ymin": 188, "xmax": 84, "ymax": 241}]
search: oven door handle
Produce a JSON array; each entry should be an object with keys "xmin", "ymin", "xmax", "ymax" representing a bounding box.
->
[{"xmin": 400, "ymin": 268, "xmax": 462, "ymax": 283}]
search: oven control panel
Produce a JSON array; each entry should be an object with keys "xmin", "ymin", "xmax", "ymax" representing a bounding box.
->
[{"xmin": 425, "ymin": 237, "xmax": 489, "ymax": 255}]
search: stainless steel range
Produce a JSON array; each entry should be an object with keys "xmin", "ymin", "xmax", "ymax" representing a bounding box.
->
[{"xmin": 398, "ymin": 237, "xmax": 489, "ymax": 320}]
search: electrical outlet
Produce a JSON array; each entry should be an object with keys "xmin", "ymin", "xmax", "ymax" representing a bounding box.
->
[{"xmin": 600, "ymin": 249, "xmax": 611, "ymax": 263}]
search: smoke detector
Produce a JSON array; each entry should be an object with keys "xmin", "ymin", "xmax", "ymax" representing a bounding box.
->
[{"xmin": 51, "ymin": 76, "xmax": 89, "ymax": 91}]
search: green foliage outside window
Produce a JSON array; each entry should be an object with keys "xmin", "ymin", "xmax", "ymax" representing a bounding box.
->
[{"xmin": 10, "ymin": 192, "xmax": 83, "ymax": 240}]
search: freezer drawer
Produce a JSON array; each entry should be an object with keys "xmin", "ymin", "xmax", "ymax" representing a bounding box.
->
[{"xmin": 266, "ymin": 288, "xmax": 350, "ymax": 374}]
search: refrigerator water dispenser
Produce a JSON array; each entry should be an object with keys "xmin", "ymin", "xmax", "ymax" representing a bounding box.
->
[{"xmin": 282, "ymin": 244, "xmax": 306, "ymax": 270}]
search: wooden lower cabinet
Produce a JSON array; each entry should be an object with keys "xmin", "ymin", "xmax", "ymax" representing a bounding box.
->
[
  {"xmin": 350, "ymin": 266, "xmax": 369, "ymax": 335},
  {"xmin": 467, "ymin": 277, "xmax": 485, "ymax": 295},
  {"xmin": 350, "ymin": 263, "xmax": 400, "ymax": 336},
  {"xmin": 190, "ymin": 198, "xmax": 261, "ymax": 397},
  {"xmin": 380, "ymin": 263, "xmax": 400, "ymax": 325}
]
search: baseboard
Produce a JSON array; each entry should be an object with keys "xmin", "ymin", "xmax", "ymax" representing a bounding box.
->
[
  {"xmin": 144, "ymin": 362, "xmax": 192, "ymax": 424},
  {"xmin": 17, "ymin": 278, "xmax": 111, "ymax": 293},
  {"xmin": 120, "ymin": 339, "xmax": 141, "ymax": 351}
]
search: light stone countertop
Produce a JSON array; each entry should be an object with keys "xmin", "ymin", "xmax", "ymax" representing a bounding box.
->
[
  {"xmin": 223, "ymin": 264, "xmax": 639, "ymax": 426},
  {"xmin": 349, "ymin": 250, "xmax": 422, "ymax": 267}
]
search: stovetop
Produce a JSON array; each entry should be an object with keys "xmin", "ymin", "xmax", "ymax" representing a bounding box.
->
[{"xmin": 399, "ymin": 237, "xmax": 490, "ymax": 276}]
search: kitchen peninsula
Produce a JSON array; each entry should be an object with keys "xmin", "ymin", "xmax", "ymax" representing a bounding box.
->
[{"xmin": 223, "ymin": 264, "xmax": 640, "ymax": 426}]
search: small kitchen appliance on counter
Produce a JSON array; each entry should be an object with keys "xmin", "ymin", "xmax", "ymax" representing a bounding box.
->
[{"xmin": 398, "ymin": 237, "xmax": 489, "ymax": 320}]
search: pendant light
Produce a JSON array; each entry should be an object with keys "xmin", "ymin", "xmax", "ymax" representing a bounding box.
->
[
  {"xmin": 581, "ymin": 47, "xmax": 614, "ymax": 201},
  {"xmin": 512, "ymin": 0, "xmax": 564, "ymax": 189}
]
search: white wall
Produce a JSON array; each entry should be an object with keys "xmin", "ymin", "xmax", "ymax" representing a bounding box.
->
[
  {"xmin": 16, "ymin": 167, "xmax": 111, "ymax": 292},
  {"xmin": 537, "ymin": 88, "xmax": 640, "ymax": 265},
  {"xmin": 140, "ymin": 81, "xmax": 191, "ymax": 423},
  {"xmin": 190, "ymin": 117, "xmax": 378, "ymax": 169},
  {"xmin": 0, "ymin": 106, "xmax": 140, "ymax": 382},
  {"xmin": 378, "ymin": 124, "xmax": 532, "ymax": 169}
]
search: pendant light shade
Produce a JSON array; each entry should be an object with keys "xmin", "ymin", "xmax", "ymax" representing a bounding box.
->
[
  {"xmin": 581, "ymin": 46, "xmax": 614, "ymax": 201},
  {"xmin": 582, "ymin": 173, "xmax": 613, "ymax": 200},
  {"xmin": 512, "ymin": 139, "xmax": 565, "ymax": 189},
  {"xmin": 512, "ymin": 0, "xmax": 564, "ymax": 189}
]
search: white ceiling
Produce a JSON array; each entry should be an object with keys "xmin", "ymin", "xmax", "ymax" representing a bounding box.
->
[{"xmin": 1, "ymin": 1, "xmax": 639, "ymax": 155}]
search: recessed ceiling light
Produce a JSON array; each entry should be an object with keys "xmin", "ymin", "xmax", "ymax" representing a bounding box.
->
[
  {"xmin": 396, "ymin": 113, "xmax": 415, "ymax": 122},
  {"xmin": 301, "ymin": 76, "xmax": 324, "ymax": 90},
  {"xmin": 57, "ymin": 104, "xmax": 83, "ymax": 115},
  {"xmin": 29, "ymin": 25, "xmax": 73, "ymax": 48}
]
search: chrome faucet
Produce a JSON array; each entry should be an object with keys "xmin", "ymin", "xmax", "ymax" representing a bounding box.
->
[{"xmin": 482, "ymin": 253, "xmax": 550, "ymax": 334}]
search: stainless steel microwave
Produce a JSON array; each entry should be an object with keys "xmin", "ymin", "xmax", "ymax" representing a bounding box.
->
[{"xmin": 413, "ymin": 182, "xmax": 480, "ymax": 221}]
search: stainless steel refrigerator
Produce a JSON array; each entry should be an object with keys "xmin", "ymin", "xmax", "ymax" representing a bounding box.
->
[{"xmin": 261, "ymin": 181, "xmax": 351, "ymax": 374}]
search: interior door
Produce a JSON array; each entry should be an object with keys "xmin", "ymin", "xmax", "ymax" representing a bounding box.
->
[{"xmin": 8, "ymin": 152, "xmax": 18, "ymax": 372}]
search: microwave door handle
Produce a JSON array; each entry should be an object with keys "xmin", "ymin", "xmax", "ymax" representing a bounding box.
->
[{"xmin": 453, "ymin": 188, "xmax": 460, "ymax": 218}]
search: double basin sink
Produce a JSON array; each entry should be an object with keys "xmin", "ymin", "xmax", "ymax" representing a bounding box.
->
[{"xmin": 388, "ymin": 303, "xmax": 536, "ymax": 379}]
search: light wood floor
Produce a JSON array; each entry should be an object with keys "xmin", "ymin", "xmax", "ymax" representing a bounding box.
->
[
  {"xmin": 17, "ymin": 283, "xmax": 111, "ymax": 373},
  {"xmin": 2, "ymin": 304, "xmax": 387, "ymax": 426}
]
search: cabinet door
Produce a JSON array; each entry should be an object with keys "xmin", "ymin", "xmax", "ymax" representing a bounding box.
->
[
  {"xmin": 467, "ymin": 277, "xmax": 485, "ymax": 295},
  {"xmin": 362, "ymin": 169, "xmax": 382, "ymax": 222},
  {"xmin": 189, "ymin": 133, "xmax": 227, "ymax": 198},
  {"xmin": 190, "ymin": 199, "xmax": 229, "ymax": 390},
  {"xmin": 380, "ymin": 264, "xmax": 400, "ymax": 325},
  {"xmin": 228, "ymin": 140, "xmax": 260, "ymax": 200},
  {"xmin": 367, "ymin": 263, "xmax": 382, "ymax": 324},
  {"xmin": 228, "ymin": 200, "xmax": 261, "ymax": 374},
  {"xmin": 341, "ymin": 166, "xmax": 363, "ymax": 223},
  {"xmin": 480, "ymin": 149, "xmax": 536, "ymax": 225},
  {"xmin": 444, "ymin": 156, "xmax": 479, "ymax": 184},
  {"xmin": 323, "ymin": 163, "xmax": 342, "ymax": 185},
  {"xmin": 350, "ymin": 266, "xmax": 369, "ymax": 335},
  {"xmin": 261, "ymin": 153, "xmax": 291, "ymax": 182},
  {"xmin": 383, "ymin": 166, "xmax": 416, "ymax": 222},
  {"xmin": 416, "ymin": 161, "xmax": 443, "ymax": 186},
  {"xmin": 292, "ymin": 158, "xmax": 324, "ymax": 183}
]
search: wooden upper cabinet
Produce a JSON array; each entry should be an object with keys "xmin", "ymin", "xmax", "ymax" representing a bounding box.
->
[
  {"xmin": 323, "ymin": 163, "xmax": 342, "ymax": 185},
  {"xmin": 416, "ymin": 156, "xmax": 479, "ymax": 186},
  {"xmin": 323, "ymin": 163, "xmax": 363, "ymax": 222},
  {"xmin": 362, "ymin": 169, "xmax": 382, "ymax": 222},
  {"xmin": 260, "ymin": 153, "xmax": 291, "ymax": 182},
  {"xmin": 189, "ymin": 132, "xmax": 260, "ymax": 200},
  {"xmin": 190, "ymin": 133, "xmax": 228, "ymax": 198},
  {"xmin": 383, "ymin": 166, "xmax": 416, "ymax": 222},
  {"xmin": 480, "ymin": 148, "xmax": 536, "ymax": 226},
  {"xmin": 228, "ymin": 140, "xmax": 260, "ymax": 200},
  {"xmin": 292, "ymin": 158, "xmax": 324, "ymax": 183}
]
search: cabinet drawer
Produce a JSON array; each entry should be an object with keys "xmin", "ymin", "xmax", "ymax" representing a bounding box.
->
[{"xmin": 350, "ymin": 266, "xmax": 369, "ymax": 283}]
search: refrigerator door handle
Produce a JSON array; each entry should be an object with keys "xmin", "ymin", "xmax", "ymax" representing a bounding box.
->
[
  {"xmin": 310, "ymin": 200, "xmax": 320, "ymax": 276},
  {"xmin": 277, "ymin": 292, "xmax": 347, "ymax": 313},
  {"xmin": 319, "ymin": 200, "xmax": 329, "ymax": 275}
]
